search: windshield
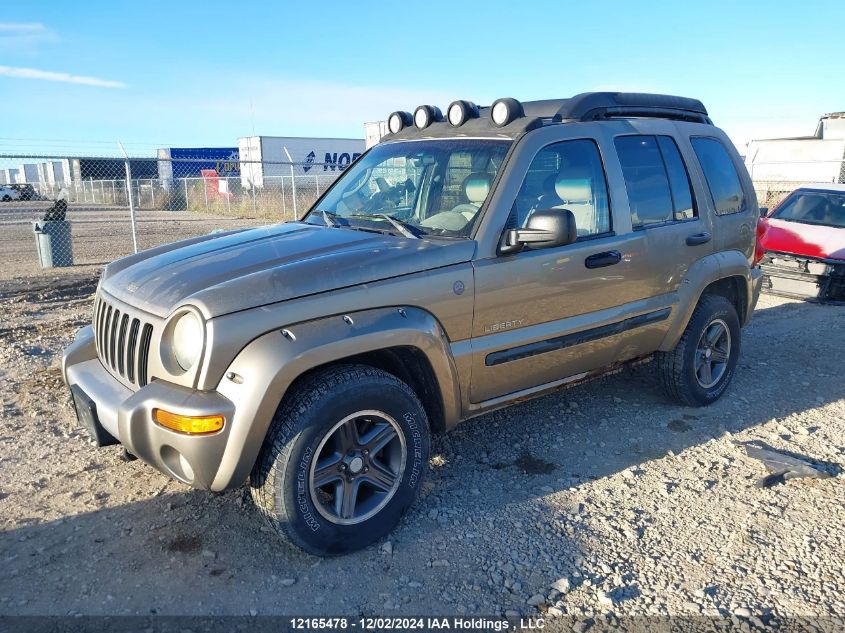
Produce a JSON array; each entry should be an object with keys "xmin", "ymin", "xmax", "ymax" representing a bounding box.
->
[
  {"xmin": 306, "ymin": 139, "xmax": 511, "ymax": 237},
  {"xmin": 772, "ymin": 190, "xmax": 845, "ymax": 229}
]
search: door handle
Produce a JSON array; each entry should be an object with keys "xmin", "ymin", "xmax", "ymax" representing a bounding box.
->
[
  {"xmin": 686, "ymin": 232, "xmax": 712, "ymax": 246},
  {"xmin": 585, "ymin": 250, "xmax": 622, "ymax": 269}
]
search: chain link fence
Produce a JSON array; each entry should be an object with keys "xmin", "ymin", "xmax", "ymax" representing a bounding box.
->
[
  {"xmin": 747, "ymin": 159, "xmax": 845, "ymax": 208},
  {"xmin": 0, "ymin": 154, "xmax": 346, "ymax": 281},
  {"xmin": 753, "ymin": 181, "xmax": 813, "ymax": 209},
  {"xmin": 1, "ymin": 153, "xmax": 843, "ymax": 282}
]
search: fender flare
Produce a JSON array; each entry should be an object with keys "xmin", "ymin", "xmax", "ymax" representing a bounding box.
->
[
  {"xmin": 209, "ymin": 306, "xmax": 461, "ymax": 491},
  {"xmin": 714, "ymin": 250, "xmax": 757, "ymax": 324},
  {"xmin": 659, "ymin": 250, "xmax": 752, "ymax": 351}
]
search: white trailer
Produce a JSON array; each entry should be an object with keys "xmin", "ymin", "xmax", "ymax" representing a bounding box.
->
[
  {"xmin": 37, "ymin": 162, "xmax": 50, "ymax": 186},
  {"xmin": 365, "ymin": 121, "xmax": 388, "ymax": 149},
  {"xmin": 18, "ymin": 163, "xmax": 39, "ymax": 184},
  {"xmin": 238, "ymin": 136, "xmax": 364, "ymax": 189},
  {"xmin": 745, "ymin": 112, "xmax": 845, "ymax": 184},
  {"xmin": 50, "ymin": 160, "xmax": 71, "ymax": 185},
  {"xmin": 0, "ymin": 168, "xmax": 19, "ymax": 185}
]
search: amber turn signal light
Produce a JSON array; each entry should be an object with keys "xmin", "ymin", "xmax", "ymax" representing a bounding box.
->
[{"xmin": 153, "ymin": 408, "xmax": 224, "ymax": 435}]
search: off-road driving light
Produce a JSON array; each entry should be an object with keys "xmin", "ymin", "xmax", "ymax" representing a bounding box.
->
[
  {"xmin": 447, "ymin": 100, "xmax": 479, "ymax": 127},
  {"xmin": 153, "ymin": 409, "xmax": 224, "ymax": 435},
  {"xmin": 491, "ymin": 97, "xmax": 524, "ymax": 127},
  {"xmin": 388, "ymin": 111, "xmax": 412, "ymax": 134},
  {"xmin": 413, "ymin": 105, "xmax": 442, "ymax": 129},
  {"xmin": 169, "ymin": 310, "xmax": 203, "ymax": 371}
]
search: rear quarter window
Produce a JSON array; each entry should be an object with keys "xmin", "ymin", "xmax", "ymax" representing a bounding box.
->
[{"xmin": 690, "ymin": 137, "xmax": 746, "ymax": 216}]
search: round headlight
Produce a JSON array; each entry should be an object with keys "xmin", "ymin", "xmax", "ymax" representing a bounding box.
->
[
  {"xmin": 388, "ymin": 111, "xmax": 412, "ymax": 134},
  {"xmin": 171, "ymin": 311, "xmax": 203, "ymax": 371},
  {"xmin": 490, "ymin": 98, "xmax": 524, "ymax": 127},
  {"xmin": 413, "ymin": 105, "xmax": 442, "ymax": 129},
  {"xmin": 447, "ymin": 100, "xmax": 479, "ymax": 127}
]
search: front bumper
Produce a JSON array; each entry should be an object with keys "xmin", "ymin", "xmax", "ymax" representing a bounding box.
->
[
  {"xmin": 760, "ymin": 253, "xmax": 845, "ymax": 304},
  {"xmin": 62, "ymin": 326, "xmax": 236, "ymax": 489}
]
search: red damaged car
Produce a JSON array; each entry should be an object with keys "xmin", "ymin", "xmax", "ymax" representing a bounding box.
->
[{"xmin": 758, "ymin": 184, "xmax": 845, "ymax": 303}]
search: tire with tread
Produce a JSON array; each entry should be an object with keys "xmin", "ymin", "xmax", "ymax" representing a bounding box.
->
[
  {"xmin": 250, "ymin": 364, "xmax": 430, "ymax": 556},
  {"xmin": 657, "ymin": 294, "xmax": 741, "ymax": 407}
]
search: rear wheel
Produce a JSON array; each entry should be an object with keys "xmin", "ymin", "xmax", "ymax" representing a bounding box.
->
[
  {"xmin": 250, "ymin": 364, "xmax": 430, "ymax": 556},
  {"xmin": 657, "ymin": 294, "xmax": 741, "ymax": 406}
]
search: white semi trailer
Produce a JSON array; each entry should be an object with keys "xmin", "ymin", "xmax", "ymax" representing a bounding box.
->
[
  {"xmin": 365, "ymin": 121, "xmax": 388, "ymax": 149},
  {"xmin": 17, "ymin": 163, "xmax": 39, "ymax": 184},
  {"xmin": 0, "ymin": 168, "xmax": 19, "ymax": 185},
  {"xmin": 238, "ymin": 136, "xmax": 364, "ymax": 189},
  {"xmin": 745, "ymin": 112, "xmax": 845, "ymax": 184}
]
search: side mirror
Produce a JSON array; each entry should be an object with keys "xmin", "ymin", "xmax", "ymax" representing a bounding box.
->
[
  {"xmin": 759, "ymin": 206, "xmax": 769, "ymax": 218},
  {"xmin": 499, "ymin": 208, "xmax": 577, "ymax": 255}
]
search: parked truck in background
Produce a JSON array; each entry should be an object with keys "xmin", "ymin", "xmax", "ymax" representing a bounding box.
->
[{"xmin": 238, "ymin": 136, "xmax": 365, "ymax": 190}]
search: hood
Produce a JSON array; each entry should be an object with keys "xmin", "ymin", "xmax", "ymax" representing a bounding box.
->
[
  {"xmin": 101, "ymin": 223, "xmax": 476, "ymax": 318},
  {"xmin": 760, "ymin": 218, "xmax": 845, "ymax": 261}
]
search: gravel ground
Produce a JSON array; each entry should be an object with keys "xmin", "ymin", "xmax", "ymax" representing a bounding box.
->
[{"xmin": 0, "ymin": 269, "xmax": 843, "ymax": 625}]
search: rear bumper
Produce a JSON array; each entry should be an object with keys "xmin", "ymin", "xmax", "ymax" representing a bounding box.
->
[
  {"xmin": 760, "ymin": 253, "xmax": 845, "ymax": 304},
  {"xmin": 62, "ymin": 326, "xmax": 236, "ymax": 490},
  {"xmin": 749, "ymin": 267, "xmax": 763, "ymax": 321}
]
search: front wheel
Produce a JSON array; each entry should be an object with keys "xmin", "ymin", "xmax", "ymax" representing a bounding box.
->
[
  {"xmin": 250, "ymin": 364, "xmax": 430, "ymax": 556},
  {"xmin": 657, "ymin": 294, "xmax": 741, "ymax": 406},
  {"xmin": 1, "ymin": 195, "xmax": 10, "ymax": 202}
]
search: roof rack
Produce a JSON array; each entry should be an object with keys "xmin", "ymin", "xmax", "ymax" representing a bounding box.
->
[{"xmin": 523, "ymin": 92, "xmax": 711, "ymax": 124}]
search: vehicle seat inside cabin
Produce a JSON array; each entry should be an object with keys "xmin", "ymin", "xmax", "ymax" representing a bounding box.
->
[
  {"xmin": 451, "ymin": 172, "xmax": 493, "ymax": 220},
  {"xmin": 535, "ymin": 170, "xmax": 596, "ymax": 236}
]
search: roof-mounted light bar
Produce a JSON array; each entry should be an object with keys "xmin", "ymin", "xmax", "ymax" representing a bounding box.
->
[
  {"xmin": 386, "ymin": 93, "xmax": 706, "ymax": 136},
  {"xmin": 388, "ymin": 111, "xmax": 413, "ymax": 134},
  {"xmin": 413, "ymin": 105, "xmax": 442, "ymax": 129},
  {"xmin": 447, "ymin": 100, "xmax": 479, "ymax": 127},
  {"xmin": 490, "ymin": 98, "xmax": 524, "ymax": 127}
]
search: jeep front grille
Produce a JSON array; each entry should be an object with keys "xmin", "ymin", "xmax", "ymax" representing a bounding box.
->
[{"xmin": 93, "ymin": 294, "xmax": 154, "ymax": 387}]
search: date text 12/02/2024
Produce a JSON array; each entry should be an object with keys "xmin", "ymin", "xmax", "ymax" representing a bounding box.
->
[{"xmin": 288, "ymin": 616, "xmax": 546, "ymax": 630}]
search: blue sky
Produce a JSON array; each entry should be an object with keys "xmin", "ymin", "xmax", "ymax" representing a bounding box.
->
[{"xmin": 1, "ymin": 0, "xmax": 843, "ymax": 156}]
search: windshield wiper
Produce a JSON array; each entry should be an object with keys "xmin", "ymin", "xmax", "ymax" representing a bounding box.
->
[
  {"xmin": 315, "ymin": 209, "xmax": 339, "ymax": 227},
  {"xmin": 350, "ymin": 213, "xmax": 421, "ymax": 239},
  {"xmin": 376, "ymin": 214, "xmax": 421, "ymax": 239}
]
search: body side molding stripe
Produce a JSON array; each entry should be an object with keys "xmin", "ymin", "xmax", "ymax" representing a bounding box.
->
[{"xmin": 485, "ymin": 307, "xmax": 672, "ymax": 367}]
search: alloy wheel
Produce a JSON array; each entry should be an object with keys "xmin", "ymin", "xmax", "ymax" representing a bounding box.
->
[
  {"xmin": 308, "ymin": 410, "xmax": 406, "ymax": 525},
  {"xmin": 694, "ymin": 318, "xmax": 731, "ymax": 389}
]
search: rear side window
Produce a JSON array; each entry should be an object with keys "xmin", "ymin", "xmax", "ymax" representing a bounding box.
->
[
  {"xmin": 615, "ymin": 135, "xmax": 696, "ymax": 227},
  {"xmin": 657, "ymin": 137, "xmax": 695, "ymax": 220},
  {"xmin": 615, "ymin": 136, "xmax": 686, "ymax": 227},
  {"xmin": 691, "ymin": 137, "xmax": 746, "ymax": 215}
]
